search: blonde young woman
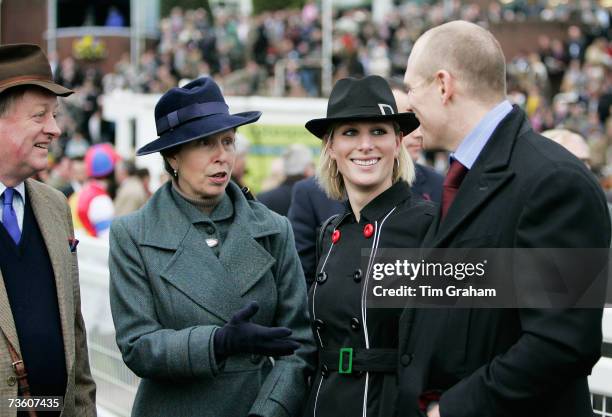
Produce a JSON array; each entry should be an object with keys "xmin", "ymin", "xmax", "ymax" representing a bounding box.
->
[{"xmin": 303, "ymin": 75, "xmax": 435, "ymax": 417}]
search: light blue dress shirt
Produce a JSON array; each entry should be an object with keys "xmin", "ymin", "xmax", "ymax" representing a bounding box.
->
[{"xmin": 452, "ymin": 100, "xmax": 513, "ymax": 169}]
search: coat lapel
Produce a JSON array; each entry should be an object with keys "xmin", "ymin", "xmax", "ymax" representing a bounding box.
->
[
  {"xmin": 432, "ymin": 107, "xmax": 528, "ymax": 247},
  {"xmin": 160, "ymin": 225, "xmax": 235, "ymax": 322},
  {"xmin": 219, "ymin": 221, "xmax": 276, "ymax": 297},
  {"xmin": 150, "ymin": 182, "xmax": 280, "ymax": 323},
  {"xmin": 26, "ymin": 179, "xmax": 74, "ymax": 370},
  {"xmin": 218, "ymin": 183, "xmax": 278, "ymax": 299},
  {"xmin": 143, "ymin": 184, "xmax": 235, "ymax": 322},
  {"xmin": 432, "ymin": 170, "xmax": 514, "ymax": 247},
  {"xmin": 422, "ymin": 208, "xmax": 441, "ymax": 248}
]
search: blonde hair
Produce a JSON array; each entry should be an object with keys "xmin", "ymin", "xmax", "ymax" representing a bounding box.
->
[{"xmin": 316, "ymin": 122, "xmax": 416, "ymax": 200}]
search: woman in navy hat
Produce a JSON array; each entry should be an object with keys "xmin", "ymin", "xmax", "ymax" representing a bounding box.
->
[
  {"xmin": 303, "ymin": 75, "xmax": 436, "ymax": 417},
  {"xmin": 108, "ymin": 77, "xmax": 315, "ymax": 417}
]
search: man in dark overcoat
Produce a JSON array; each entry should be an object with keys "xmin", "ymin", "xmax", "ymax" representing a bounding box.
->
[{"xmin": 399, "ymin": 20, "xmax": 610, "ymax": 417}]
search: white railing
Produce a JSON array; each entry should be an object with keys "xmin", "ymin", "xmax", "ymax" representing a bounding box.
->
[
  {"xmin": 78, "ymin": 234, "xmax": 138, "ymax": 417},
  {"xmin": 77, "ymin": 235, "xmax": 612, "ymax": 416},
  {"xmin": 592, "ymin": 309, "xmax": 612, "ymax": 416}
]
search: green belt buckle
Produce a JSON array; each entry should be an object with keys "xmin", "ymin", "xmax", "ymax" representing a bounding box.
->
[{"xmin": 338, "ymin": 347, "xmax": 353, "ymax": 374}]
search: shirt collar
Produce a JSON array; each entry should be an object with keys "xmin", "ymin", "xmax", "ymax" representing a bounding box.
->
[
  {"xmin": 452, "ymin": 100, "xmax": 513, "ymax": 169},
  {"xmin": 0, "ymin": 181, "xmax": 26, "ymax": 201}
]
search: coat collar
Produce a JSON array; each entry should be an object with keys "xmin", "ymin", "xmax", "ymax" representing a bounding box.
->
[
  {"xmin": 426, "ymin": 106, "xmax": 529, "ymax": 247},
  {"xmin": 170, "ymin": 183, "xmax": 234, "ymax": 224},
  {"xmin": 342, "ymin": 180, "xmax": 412, "ymax": 225},
  {"xmin": 141, "ymin": 181, "xmax": 280, "ymax": 249},
  {"xmin": 139, "ymin": 181, "xmax": 280, "ymax": 322}
]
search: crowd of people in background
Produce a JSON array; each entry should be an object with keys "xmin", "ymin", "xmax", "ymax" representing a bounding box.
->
[
  {"xmin": 35, "ymin": 0, "xmax": 612, "ymax": 239},
  {"xmin": 100, "ymin": 0, "xmax": 611, "ymax": 98}
]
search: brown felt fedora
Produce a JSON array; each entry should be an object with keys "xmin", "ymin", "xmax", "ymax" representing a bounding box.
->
[{"xmin": 0, "ymin": 44, "xmax": 72, "ymax": 96}]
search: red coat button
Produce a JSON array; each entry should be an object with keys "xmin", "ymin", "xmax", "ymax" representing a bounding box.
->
[
  {"xmin": 331, "ymin": 229, "xmax": 341, "ymax": 244},
  {"xmin": 363, "ymin": 223, "xmax": 374, "ymax": 238}
]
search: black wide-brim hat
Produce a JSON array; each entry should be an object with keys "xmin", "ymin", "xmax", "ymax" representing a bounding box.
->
[
  {"xmin": 305, "ymin": 75, "xmax": 419, "ymax": 139},
  {"xmin": 137, "ymin": 77, "xmax": 261, "ymax": 156}
]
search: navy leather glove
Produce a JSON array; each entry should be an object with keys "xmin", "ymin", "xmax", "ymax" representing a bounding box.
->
[{"xmin": 214, "ymin": 301, "xmax": 300, "ymax": 361}]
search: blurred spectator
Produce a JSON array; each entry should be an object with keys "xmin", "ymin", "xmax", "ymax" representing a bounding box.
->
[
  {"xmin": 390, "ymin": 80, "xmax": 444, "ymax": 202},
  {"xmin": 105, "ymin": 6, "xmax": 125, "ymax": 27},
  {"xmin": 541, "ymin": 128, "xmax": 591, "ymax": 167},
  {"xmin": 74, "ymin": 144, "xmax": 119, "ymax": 238},
  {"xmin": 540, "ymin": 37, "xmax": 568, "ymax": 98},
  {"xmin": 87, "ymin": 103, "xmax": 115, "ymax": 144},
  {"xmin": 222, "ymin": 60, "xmax": 267, "ymax": 95},
  {"xmin": 54, "ymin": 56, "xmax": 83, "ymax": 90},
  {"xmin": 46, "ymin": 155, "xmax": 72, "ymax": 191},
  {"xmin": 585, "ymin": 37, "xmax": 611, "ymax": 67},
  {"xmin": 61, "ymin": 156, "xmax": 87, "ymax": 198},
  {"xmin": 136, "ymin": 168, "xmax": 151, "ymax": 195},
  {"xmin": 258, "ymin": 144, "xmax": 314, "ymax": 216},
  {"xmin": 401, "ymin": 126, "xmax": 444, "ymax": 202},
  {"xmin": 541, "ymin": 128, "xmax": 611, "ymax": 251},
  {"xmin": 231, "ymin": 133, "xmax": 250, "ymax": 189},
  {"xmin": 567, "ymin": 25, "xmax": 587, "ymax": 62},
  {"xmin": 260, "ymin": 157, "xmax": 285, "ymax": 192},
  {"xmin": 64, "ymin": 130, "xmax": 90, "ymax": 159},
  {"xmin": 114, "ymin": 160, "xmax": 150, "ymax": 217}
]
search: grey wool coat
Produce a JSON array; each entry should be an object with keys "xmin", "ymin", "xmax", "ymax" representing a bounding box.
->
[{"xmin": 109, "ymin": 181, "xmax": 315, "ymax": 417}]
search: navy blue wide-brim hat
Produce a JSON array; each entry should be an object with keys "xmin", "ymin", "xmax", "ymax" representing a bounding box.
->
[
  {"xmin": 136, "ymin": 77, "xmax": 261, "ymax": 156},
  {"xmin": 305, "ymin": 75, "xmax": 419, "ymax": 139}
]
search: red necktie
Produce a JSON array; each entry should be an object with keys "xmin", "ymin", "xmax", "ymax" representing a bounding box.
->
[{"xmin": 441, "ymin": 159, "xmax": 468, "ymax": 220}]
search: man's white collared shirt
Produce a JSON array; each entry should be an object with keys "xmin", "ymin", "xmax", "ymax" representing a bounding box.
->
[{"xmin": 0, "ymin": 182, "xmax": 26, "ymax": 232}]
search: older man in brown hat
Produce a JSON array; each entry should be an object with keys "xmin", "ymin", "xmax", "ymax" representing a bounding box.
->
[{"xmin": 0, "ymin": 44, "xmax": 96, "ymax": 416}]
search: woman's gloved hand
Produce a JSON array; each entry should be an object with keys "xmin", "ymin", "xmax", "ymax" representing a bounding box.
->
[{"xmin": 214, "ymin": 301, "xmax": 300, "ymax": 361}]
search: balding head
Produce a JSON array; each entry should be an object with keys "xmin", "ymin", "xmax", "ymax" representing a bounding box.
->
[
  {"xmin": 410, "ymin": 20, "xmax": 506, "ymax": 102},
  {"xmin": 541, "ymin": 129, "xmax": 591, "ymax": 166}
]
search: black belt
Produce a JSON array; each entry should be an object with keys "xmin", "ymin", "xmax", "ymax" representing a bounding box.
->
[{"xmin": 319, "ymin": 348, "xmax": 398, "ymax": 374}]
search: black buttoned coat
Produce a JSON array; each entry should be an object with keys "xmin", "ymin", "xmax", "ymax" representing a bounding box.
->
[{"xmin": 304, "ymin": 181, "xmax": 435, "ymax": 417}]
